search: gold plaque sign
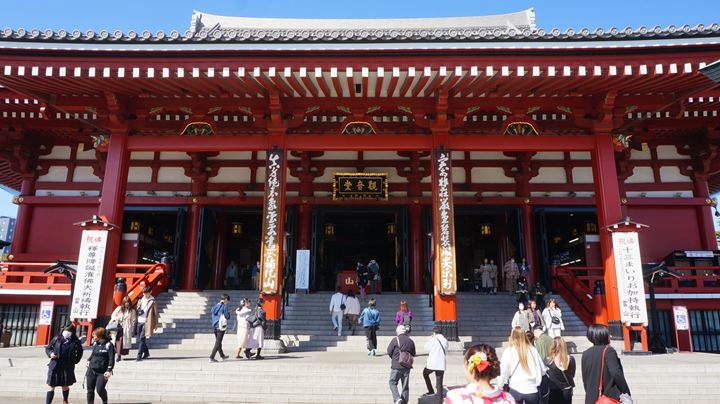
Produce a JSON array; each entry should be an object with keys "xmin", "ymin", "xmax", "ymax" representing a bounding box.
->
[{"xmin": 332, "ymin": 173, "xmax": 388, "ymax": 200}]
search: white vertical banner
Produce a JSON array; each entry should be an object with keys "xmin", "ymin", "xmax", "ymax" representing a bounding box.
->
[
  {"xmin": 70, "ymin": 230, "xmax": 108, "ymax": 320},
  {"xmin": 295, "ymin": 249, "xmax": 310, "ymax": 291},
  {"xmin": 612, "ymin": 232, "xmax": 649, "ymax": 324}
]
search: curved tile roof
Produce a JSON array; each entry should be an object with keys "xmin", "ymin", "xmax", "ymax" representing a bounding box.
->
[{"xmin": 0, "ymin": 9, "xmax": 718, "ymax": 45}]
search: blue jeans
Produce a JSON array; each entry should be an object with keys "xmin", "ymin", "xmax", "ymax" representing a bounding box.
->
[
  {"xmin": 510, "ymin": 388, "xmax": 539, "ymax": 404},
  {"xmin": 136, "ymin": 323, "xmax": 149, "ymax": 359},
  {"xmin": 389, "ymin": 368, "xmax": 410, "ymax": 403}
]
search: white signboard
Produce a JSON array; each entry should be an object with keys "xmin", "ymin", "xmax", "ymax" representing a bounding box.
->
[
  {"xmin": 295, "ymin": 249, "xmax": 310, "ymax": 291},
  {"xmin": 39, "ymin": 301, "xmax": 54, "ymax": 326},
  {"xmin": 612, "ymin": 232, "xmax": 649, "ymax": 324},
  {"xmin": 70, "ymin": 230, "xmax": 108, "ymax": 320},
  {"xmin": 673, "ymin": 306, "xmax": 689, "ymax": 331}
]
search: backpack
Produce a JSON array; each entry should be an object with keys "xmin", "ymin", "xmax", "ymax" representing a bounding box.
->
[
  {"xmin": 395, "ymin": 337, "xmax": 414, "ymax": 368},
  {"xmin": 214, "ymin": 303, "xmax": 228, "ymax": 331},
  {"xmin": 402, "ymin": 313, "xmax": 412, "ymax": 332},
  {"xmin": 368, "ymin": 262, "xmax": 379, "ymax": 275}
]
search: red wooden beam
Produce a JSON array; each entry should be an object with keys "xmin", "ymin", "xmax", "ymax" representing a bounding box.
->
[
  {"xmin": 127, "ymin": 135, "xmax": 268, "ymax": 152},
  {"xmin": 448, "ymin": 135, "xmax": 596, "ymax": 151}
]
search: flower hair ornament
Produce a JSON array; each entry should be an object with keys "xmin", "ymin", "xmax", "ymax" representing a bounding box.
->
[{"xmin": 467, "ymin": 351, "xmax": 490, "ymax": 373}]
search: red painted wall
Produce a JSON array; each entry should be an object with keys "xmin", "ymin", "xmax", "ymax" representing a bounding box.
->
[
  {"xmin": 25, "ymin": 205, "xmax": 97, "ymax": 257},
  {"xmin": 627, "ymin": 206, "xmax": 703, "ymax": 262}
]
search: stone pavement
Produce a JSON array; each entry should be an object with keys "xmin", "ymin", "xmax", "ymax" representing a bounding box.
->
[{"xmin": 1, "ymin": 345, "xmax": 720, "ymax": 403}]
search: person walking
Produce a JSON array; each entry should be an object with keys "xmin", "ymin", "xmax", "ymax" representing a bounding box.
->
[
  {"xmin": 329, "ymin": 288, "xmax": 346, "ymax": 336},
  {"xmin": 235, "ymin": 298, "xmax": 253, "ymax": 358},
  {"xmin": 503, "ymin": 258, "xmax": 520, "ymax": 293},
  {"xmin": 473, "ymin": 263, "xmax": 482, "ymax": 292},
  {"xmin": 444, "ymin": 344, "xmax": 514, "ymax": 404},
  {"xmin": 135, "ymin": 287, "xmax": 158, "ymax": 361},
  {"xmin": 489, "ymin": 259, "xmax": 498, "ymax": 295},
  {"xmin": 344, "ymin": 290, "xmax": 361, "ymax": 336},
  {"xmin": 387, "ymin": 325, "xmax": 416, "ymax": 404},
  {"xmin": 499, "ymin": 326, "xmax": 547, "ymax": 404},
  {"xmin": 251, "ymin": 261, "xmax": 260, "ymax": 290},
  {"xmin": 109, "ymin": 296, "xmax": 136, "ymax": 362},
  {"xmin": 85, "ymin": 327, "xmax": 115, "ymax": 404},
  {"xmin": 546, "ymin": 337, "xmax": 575, "ymax": 404},
  {"xmin": 528, "ymin": 300, "xmax": 544, "ymax": 331},
  {"xmin": 581, "ymin": 324, "xmax": 632, "ymax": 404},
  {"xmin": 480, "ymin": 258, "xmax": 493, "ymax": 294},
  {"xmin": 225, "ymin": 260, "xmax": 239, "ymax": 289},
  {"xmin": 356, "ymin": 261, "xmax": 369, "ymax": 301},
  {"xmin": 209, "ymin": 293, "xmax": 231, "ymax": 362},
  {"xmin": 542, "ymin": 299, "xmax": 565, "ymax": 338},
  {"xmin": 532, "ymin": 326, "xmax": 553, "ymax": 404},
  {"xmin": 395, "ymin": 300, "xmax": 413, "ymax": 334},
  {"xmin": 422, "ymin": 326, "xmax": 448, "ymax": 403},
  {"xmin": 531, "ymin": 282, "xmax": 546, "ymax": 311},
  {"xmin": 45, "ymin": 324, "xmax": 83, "ymax": 404},
  {"xmin": 511, "ymin": 302, "xmax": 532, "ymax": 333},
  {"xmin": 368, "ymin": 259, "xmax": 381, "ymax": 294},
  {"xmin": 519, "ymin": 257, "xmax": 531, "ymax": 279},
  {"xmin": 244, "ymin": 298, "xmax": 267, "ymax": 359},
  {"xmin": 359, "ymin": 298, "xmax": 381, "ymax": 356}
]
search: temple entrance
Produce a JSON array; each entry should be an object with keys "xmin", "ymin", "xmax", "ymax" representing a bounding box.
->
[
  {"xmin": 535, "ymin": 207, "xmax": 600, "ymax": 289},
  {"xmin": 311, "ymin": 206, "xmax": 408, "ymax": 292},
  {"xmin": 196, "ymin": 207, "xmax": 262, "ymax": 290},
  {"xmin": 454, "ymin": 207, "xmax": 522, "ymax": 292},
  {"xmin": 120, "ymin": 207, "xmax": 186, "ymax": 288}
]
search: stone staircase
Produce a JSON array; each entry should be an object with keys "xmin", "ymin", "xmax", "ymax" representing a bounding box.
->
[{"xmin": 457, "ymin": 293, "xmax": 591, "ymax": 352}]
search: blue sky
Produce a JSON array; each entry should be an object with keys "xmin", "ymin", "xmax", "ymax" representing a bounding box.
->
[{"xmin": 0, "ymin": 1, "xmax": 718, "ymax": 219}]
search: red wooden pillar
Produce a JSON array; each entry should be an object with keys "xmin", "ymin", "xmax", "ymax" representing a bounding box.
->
[
  {"xmin": 297, "ymin": 202, "xmax": 312, "ymax": 250},
  {"xmin": 693, "ymin": 176, "xmax": 717, "ymax": 250},
  {"xmin": 96, "ymin": 131, "xmax": 130, "ymax": 319},
  {"xmin": 522, "ymin": 203, "xmax": 537, "ymax": 285},
  {"xmin": 211, "ymin": 214, "xmax": 228, "ymax": 289},
  {"xmin": 259, "ymin": 146, "xmax": 286, "ymax": 340},
  {"xmin": 182, "ymin": 203, "xmax": 201, "ymax": 290},
  {"xmin": 592, "ymin": 133, "xmax": 623, "ymax": 329},
  {"xmin": 431, "ymin": 146, "xmax": 458, "ymax": 340},
  {"xmin": 409, "ymin": 202, "xmax": 424, "ymax": 293},
  {"xmin": 10, "ymin": 176, "xmax": 36, "ymax": 254}
]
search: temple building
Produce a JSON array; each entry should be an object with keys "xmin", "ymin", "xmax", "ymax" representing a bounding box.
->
[{"xmin": 1, "ymin": 9, "xmax": 719, "ymax": 351}]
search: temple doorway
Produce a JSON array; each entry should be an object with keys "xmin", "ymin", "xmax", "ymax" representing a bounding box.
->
[
  {"xmin": 196, "ymin": 207, "xmax": 262, "ymax": 290},
  {"xmin": 454, "ymin": 207, "xmax": 522, "ymax": 292},
  {"xmin": 312, "ymin": 206, "xmax": 408, "ymax": 292}
]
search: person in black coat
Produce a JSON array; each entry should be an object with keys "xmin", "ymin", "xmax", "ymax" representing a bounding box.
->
[
  {"xmin": 387, "ymin": 325, "xmax": 417, "ymax": 404},
  {"xmin": 546, "ymin": 337, "xmax": 575, "ymax": 404},
  {"xmin": 85, "ymin": 327, "xmax": 115, "ymax": 404},
  {"xmin": 581, "ymin": 324, "xmax": 631, "ymax": 404},
  {"xmin": 45, "ymin": 324, "xmax": 84, "ymax": 404}
]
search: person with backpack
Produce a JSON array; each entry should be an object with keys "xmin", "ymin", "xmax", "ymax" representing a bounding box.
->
[
  {"xmin": 85, "ymin": 327, "xmax": 115, "ymax": 404},
  {"xmin": 359, "ymin": 298, "xmax": 381, "ymax": 356},
  {"xmin": 244, "ymin": 298, "xmax": 267, "ymax": 359},
  {"xmin": 356, "ymin": 262, "xmax": 369, "ymax": 301},
  {"xmin": 209, "ymin": 293, "xmax": 230, "ymax": 363},
  {"xmin": 422, "ymin": 326, "xmax": 448, "ymax": 403},
  {"xmin": 387, "ymin": 325, "xmax": 417, "ymax": 404},
  {"xmin": 444, "ymin": 344, "xmax": 515, "ymax": 403},
  {"xmin": 329, "ymin": 287, "xmax": 346, "ymax": 336},
  {"xmin": 45, "ymin": 324, "xmax": 83, "ymax": 404},
  {"xmin": 368, "ymin": 259, "xmax": 381, "ymax": 294},
  {"xmin": 395, "ymin": 300, "xmax": 413, "ymax": 334}
]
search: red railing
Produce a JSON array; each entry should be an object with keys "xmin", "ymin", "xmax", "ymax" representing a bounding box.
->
[
  {"xmin": 551, "ymin": 264, "xmax": 720, "ymax": 326},
  {"xmin": 0, "ymin": 261, "xmax": 167, "ymax": 299},
  {"xmin": 551, "ymin": 265, "xmax": 603, "ymax": 325}
]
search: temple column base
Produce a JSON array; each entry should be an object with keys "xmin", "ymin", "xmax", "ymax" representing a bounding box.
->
[{"xmin": 435, "ymin": 320, "xmax": 458, "ymax": 342}]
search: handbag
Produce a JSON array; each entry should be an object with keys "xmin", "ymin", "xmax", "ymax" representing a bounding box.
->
[
  {"xmin": 502, "ymin": 362, "xmax": 520, "ymax": 392},
  {"xmin": 552, "ymin": 316, "xmax": 561, "ymax": 325},
  {"xmin": 395, "ymin": 337, "xmax": 414, "ymax": 368},
  {"xmin": 106, "ymin": 320, "xmax": 120, "ymax": 332},
  {"xmin": 340, "ymin": 296, "xmax": 346, "ymax": 311},
  {"xmin": 595, "ymin": 346, "xmax": 620, "ymax": 404},
  {"xmin": 218, "ymin": 313, "xmax": 228, "ymax": 331}
]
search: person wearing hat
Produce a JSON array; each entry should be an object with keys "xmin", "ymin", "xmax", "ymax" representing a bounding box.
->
[
  {"xmin": 386, "ymin": 324, "xmax": 416, "ymax": 404},
  {"xmin": 422, "ymin": 326, "xmax": 449, "ymax": 402},
  {"xmin": 45, "ymin": 324, "xmax": 83, "ymax": 404},
  {"xmin": 244, "ymin": 298, "xmax": 267, "ymax": 359}
]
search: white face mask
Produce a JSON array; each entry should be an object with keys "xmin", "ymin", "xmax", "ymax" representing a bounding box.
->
[{"xmin": 62, "ymin": 331, "xmax": 72, "ymax": 339}]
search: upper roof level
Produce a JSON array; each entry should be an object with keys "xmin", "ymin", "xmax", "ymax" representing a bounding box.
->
[{"xmin": 0, "ymin": 9, "xmax": 718, "ymax": 51}]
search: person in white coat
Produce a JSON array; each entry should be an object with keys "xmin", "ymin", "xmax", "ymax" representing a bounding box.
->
[
  {"xmin": 422, "ymin": 326, "xmax": 449, "ymax": 402},
  {"xmin": 499, "ymin": 326, "xmax": 547, "ymax": 404},
  {"xmin": 329, "ymin": 288, "xmax": 346, "ymax": 336},
  {"xmin": 343, "ymin": 290, "xmax": 361, "ymax": 336},
  {"xmin": 234, "ymin": 298, "xmax": 252, "ymax": 359},
  {"xmin": 542, "ymin": 299, "xmax": 565, "ymax": 338}
]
